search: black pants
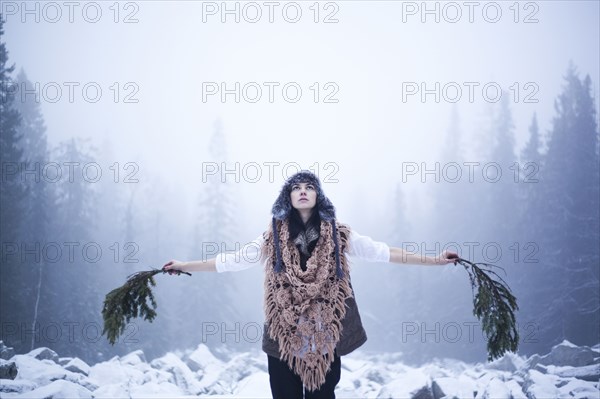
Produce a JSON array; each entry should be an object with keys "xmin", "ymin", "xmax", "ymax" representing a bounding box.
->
[{"xmin": 267, "ymin": 354, "xmax": 341, "ymax": 399}]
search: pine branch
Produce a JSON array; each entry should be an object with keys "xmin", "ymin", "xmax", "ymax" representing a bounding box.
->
[
  {"xmin": 101, "ymin": 267, "xmax": 191, "ymax": 345},
  {"xmin": 456, "ymin": 257, "xmax": 519, "ymax": 361}
]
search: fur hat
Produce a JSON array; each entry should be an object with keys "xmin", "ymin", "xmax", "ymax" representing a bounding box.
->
[
  {"xmin": 271, "ymin": 170, "xmax": 336, "ymax": 221},
  {"xmin": 270, "ymin": 170, "xmax": 344, "ymax": 278}
]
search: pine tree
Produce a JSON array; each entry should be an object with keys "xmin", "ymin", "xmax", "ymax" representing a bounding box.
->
[
  {"xmin": 511, "ymin": 113, "xmax": 544, "ymax": 339},
  {"xmin": 13, "ymin": 69, "xmax": 57, "ymax": 351},
  {"xmin": 486, "ymin": 91, "xmax": 518, "ymax": 243},
  {"xmin": 0, "ymin": 17, "xmax": 28, "ymax": 352},
  {"xmin": 521, "ymin": 113, "xmax": 541, "ymax": 164},
  {"xmin": 481, "ymin": 93, "xmax": 520, "ymax": 348},
  {"xmin": 14, "ymin": 69, "xmax": 53, "ymax": 242},
  {"xmin": 43, "ymin": 138, "xmax": 100, "ymax": 359},
  {"xmin": 518, "ymin": 112, "xmax": 542, "ymax": 235},
  {"xmin": 534, "ymin": 62, "xmax": 599, "ymax": 349},
  {"xmin": 0, "ymin": 17, "xmax": 24, "ymax": 242},
  {"xmin": 95, "ymin": 136, "xmax": 131, "ymax": 262}
]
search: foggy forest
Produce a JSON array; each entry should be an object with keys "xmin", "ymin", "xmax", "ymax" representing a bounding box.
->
[{"xmin": 1, "ymin": 1, "xmax": 599, "ymax": 398}]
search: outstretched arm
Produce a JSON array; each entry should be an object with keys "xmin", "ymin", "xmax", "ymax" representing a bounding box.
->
[
  {"xmin": 389, "ymin": 247, "xmax": 458, "ymax": 266},
  {"xmin": 162, "ymin": 234, "xmax": 266, "ymax": 274},
  {"xmin": 163, "ymin": 258, "xmax": 217, "ymax": 273},
  {"xmin": 347, "ymin": 229, "xmax": 458, "ymax": 266}
]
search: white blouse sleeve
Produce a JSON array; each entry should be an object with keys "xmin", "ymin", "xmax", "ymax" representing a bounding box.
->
[
  {"xmin": 346, "ymin": 229, "xmax": 391, "ymax": 263},
  {"xmin": 214, "ymin": 234, "xmax": 266, "ymax": 273}
]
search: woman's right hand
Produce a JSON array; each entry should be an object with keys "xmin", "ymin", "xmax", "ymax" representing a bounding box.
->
[{"xmin": 162, "ymin": 260, "xmax": 187, "ymax": 275}]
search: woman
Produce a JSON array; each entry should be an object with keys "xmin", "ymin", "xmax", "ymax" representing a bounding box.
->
[{"xmin": 163, "ymin": 170, "xmax": 458, "ymax": 399}]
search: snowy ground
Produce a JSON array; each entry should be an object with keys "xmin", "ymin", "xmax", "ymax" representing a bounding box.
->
[{"xmin": 1, "ymin": 340, "xmax": 599, "ymax": 398}]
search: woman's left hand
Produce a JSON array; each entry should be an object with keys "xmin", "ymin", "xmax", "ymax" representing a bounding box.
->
[{"xmin": 436, "ymin": 250, "xmax": 459, "ymax": 265}]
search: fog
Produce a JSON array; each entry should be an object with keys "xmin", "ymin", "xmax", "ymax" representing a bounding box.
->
[{"xmin": 1, "ymin": 1, "xmax": 599, "ymax": 367}]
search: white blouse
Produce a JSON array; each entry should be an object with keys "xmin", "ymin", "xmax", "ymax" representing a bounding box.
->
[{"xmin": 214, "ymin": 229, "xmax": 391, "ymax": 273}]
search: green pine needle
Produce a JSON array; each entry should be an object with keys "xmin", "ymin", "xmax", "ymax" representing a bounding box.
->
[
  {"xmin": 101, "ymin": 267, "xmax": 190, "ymax": 345},
  {"xmin": 456, "ymin": 258, "xmax": 519, "ymax": 361}
]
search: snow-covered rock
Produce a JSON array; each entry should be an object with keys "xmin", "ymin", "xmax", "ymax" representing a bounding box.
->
[
  {"xmin": 233, "ymin": 371, "xmax": 270, "ymax": 397},
  {"xmin": 486, "ymin": 352, "xmax": 526, "ymax": 373},
  {"xmin": 377, "ymin": 368, "xmax": 432, "ymax": 398},
  {"xmin": 0, "ymin": 341, "xmax": 15, "ymax": 360},
  {"xmin": 207, "ymin": 351, "xmax": 268, "ymax": 394},
  {"xmin": 63, "ymin": 358, "xmax": 91, "ymax": 376},
  {"xmin": 0, "ymin": 379, "xmax": 37, "ymax": 394},
  {"xmin": 548, "ymin": 363, "xmax": 600, "ymax": 382},
  {"xmin": 557, "ymin": 378, "xmax": 600, "ymax": 398},
  {"xmin": 12, "ymin": 379, "xmax": 93, "ymax": 398},
  {"xmin": 27, "ymin": 347, "xmax": 59, "ymax": 363},
  {"xmin": 185, "ymin": 343, "xmax": 222, "ymax": 371},
  {"xmin": 0, "ymin": 359, "xmax": 18, "ymax": 380},
  {"xmin": 419, "ymin": 362, "xmax": 452, "ymax": 380},
  {"xmin": 431, "ymin": 375, "xmax": 479, "ymax": 398},
  {"xmin": 87, "ymin": 352, "xmax": 174, "ymax": 398},
  {"xmin": 195, "ymin": 359, "xmax": 227, "ymax": 393},
  {"xmin": 411, "ymin": 386, "xmax": 435, "ymax": 399},
  {"xmin": 87, "ymin": 356, "xmax": 146, "ymax": 387},
  {"xmin": 480, "ymin": 377, "xmax": 511, "ymax": 399},
  {"xmin": 341, "ymin": 356, "xmax": 368, "ymax": 372},
  {"xmin": 355, "ymin": 363, "xmax": 391, "ymax": 385},
  {"xmin": 504, "ymin": 380, "xmax": 527, "ymax": 398},
  {"xmin": 128, "ymin": 380, "xmax": 186, "ymax": 398},
  {"xmin": 120, "ymin": 349, "xmax": 147, "ymax": 366},
  {"xmin": 150, "ymin": 352, "xmax": 204, "ymax": 395},
  {"xmin": 10, "ymin": 354, "xmax": 69, "ymax": 386},
  {"xmin": 337, "ymin": 356, "xmax": 380, "ymax": 397},
  {"xmin": 335, "ymin": 373, "xmax": 364, "ymax": 398},
  {"xmin": 57, "ymin": 357, "xmax": 73, "ymax": 366},
  {"xmin": 1, "ymin": 341, "xmax": 598, "ymax": 398},
  {"xmin": 470, "ymin": 369, "xmax": 508, "ymax": 388},
  {"xmin": 532, "ymin": 339, "xmax": 598, "ymax": 367},
  {"xmin": 7, "ymin": 353, "xmax": 98, "ymax": 396},
  {"xmin": 522, "ymin": 369, "xmax": 563, "ymax": 398},
  {"xmin": 531, "ymin": 360, "xmax": 548, "ymax": 374},
  {"xmin": 335, "ymin": 386, "xmax": 364, "ymax": 398}
]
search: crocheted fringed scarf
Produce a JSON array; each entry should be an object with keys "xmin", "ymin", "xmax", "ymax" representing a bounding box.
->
[{"xmin": 263, "ymin": 218, "xmax": 352, "ymax": 392}]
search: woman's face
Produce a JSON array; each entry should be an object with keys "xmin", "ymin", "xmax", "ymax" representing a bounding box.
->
[{"xmin": 290, "ymin": 182, "xmax": 317, "ymax": 210}]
